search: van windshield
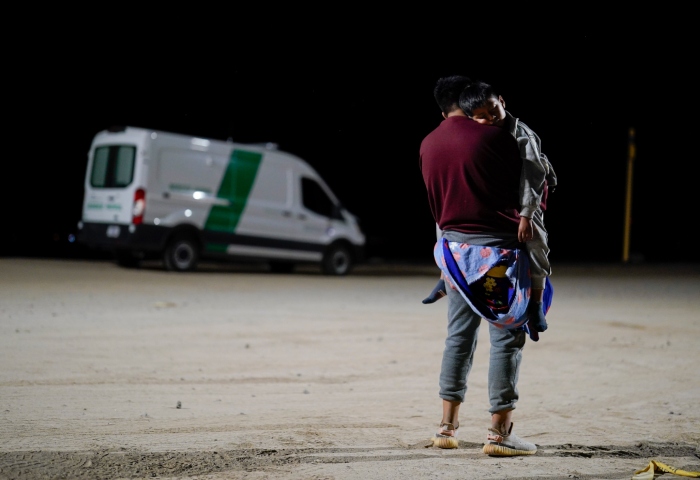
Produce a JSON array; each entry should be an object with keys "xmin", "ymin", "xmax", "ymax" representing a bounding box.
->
[{"xmin": 91, "ymin": 145, "xmax": 136, "ymax": 188}]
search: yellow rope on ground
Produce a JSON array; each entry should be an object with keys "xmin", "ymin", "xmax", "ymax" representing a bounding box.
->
[{"xmin": 632, "ymin": 459, "xmax": 700, "ymax": 479}]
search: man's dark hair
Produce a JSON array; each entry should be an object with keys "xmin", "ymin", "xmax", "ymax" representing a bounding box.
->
[
  {"xmin": 434, "ymin": 75, "xmax": 471, "ymax": 114},
  {"xmin": 459, "ymin": 80, "xmax": 499, "ymax": 116}
]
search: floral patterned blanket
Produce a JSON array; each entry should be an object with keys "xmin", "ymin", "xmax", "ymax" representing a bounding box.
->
[{"xmin": 433, "ymin": 239, "xmax": 553, "ymax": 330}]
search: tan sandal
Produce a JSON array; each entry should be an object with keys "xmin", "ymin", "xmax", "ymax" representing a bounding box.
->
[{"xmin": 432, "ymin": 422, "xmax": 459, "ymax": 449}]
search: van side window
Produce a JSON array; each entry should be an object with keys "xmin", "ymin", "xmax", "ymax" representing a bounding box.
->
[
  {"xmin": 91, "ymin": 145, "xmax": 136, "ymax": 188},
  {"xmin": 301, "ymin": 177, "xmax": 342, "ymax": 220}
]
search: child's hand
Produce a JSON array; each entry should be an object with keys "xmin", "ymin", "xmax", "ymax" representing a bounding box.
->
[{"xmin": 518, "ymin": 217, "xmax": 534, "ymax": 243}]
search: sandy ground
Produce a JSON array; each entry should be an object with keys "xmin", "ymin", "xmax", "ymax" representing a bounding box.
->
[{"xmin": 0, "ymin": 257, "xmax": 698, "ymax": 480}]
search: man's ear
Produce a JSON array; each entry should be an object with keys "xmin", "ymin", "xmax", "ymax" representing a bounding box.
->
[
  {"xmin": 499, "ymin": 95, "xmax": 506, "ymax": 109},
  {"xmin": 442, "ymin": 112, "xmax": 448, "ymax": 119}
]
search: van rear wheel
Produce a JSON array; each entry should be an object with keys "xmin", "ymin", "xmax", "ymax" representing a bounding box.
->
[
  {"xmin": 322, "ymin": 244, "xmax": 352, "ymax": 276},
  {"xmin": 163, "ymin": 235, "xmax": 199, "ymax": 272}
]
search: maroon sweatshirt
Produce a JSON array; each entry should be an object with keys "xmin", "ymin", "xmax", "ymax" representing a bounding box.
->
[{"xmin": 419, "ymin": 115, "xmax": 522, "ymax": 235}]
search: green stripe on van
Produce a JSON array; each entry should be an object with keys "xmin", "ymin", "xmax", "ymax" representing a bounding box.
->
[
  {"xmin": 205, "ymin": 243, "xmax": 228, "ymax": 253},
  {"xmin": 204, "ymin": 149, "xmax": 262, "ymax": 232}
]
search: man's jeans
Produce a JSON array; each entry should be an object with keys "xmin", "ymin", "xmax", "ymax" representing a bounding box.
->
[{"xmin": 439, "ymin": 285, "xmax": 526, "ymax": 413}]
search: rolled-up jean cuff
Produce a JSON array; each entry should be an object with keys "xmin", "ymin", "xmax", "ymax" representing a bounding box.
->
[
  {"xmin": 489, "ymin": 404, "xmax": 516, "ymax": 414},
  {"xmin": 439, "ymin": 395, "xmax": 463, "ymax": 403}
]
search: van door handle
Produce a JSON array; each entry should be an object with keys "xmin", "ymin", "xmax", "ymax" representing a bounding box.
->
[
  {"xmin": 282, "ymin": 211, "xmax": 291, "ymax": 217},
  {"xmin": 162, "ymin": 192, "xmax": 170, "ymax": 199}
]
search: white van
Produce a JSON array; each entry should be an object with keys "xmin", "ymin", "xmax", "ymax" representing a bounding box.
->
[{"xmin": 76, "ymin": 126, "xmax": 365, "ymax": 275}]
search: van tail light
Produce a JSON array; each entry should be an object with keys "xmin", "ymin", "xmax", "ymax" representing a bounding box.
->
[{"xmin": 132, "ymin": 188, "xmax": 146, "ymax": 225}]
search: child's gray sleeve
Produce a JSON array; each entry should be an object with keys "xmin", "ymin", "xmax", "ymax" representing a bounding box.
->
[
  {"xmin": 517, "ymin": 128, "xmax": 548, "ymax": 219},
  {"xmin": 543, "ymin": 153, "xmax": 557, "ymax": 188}
]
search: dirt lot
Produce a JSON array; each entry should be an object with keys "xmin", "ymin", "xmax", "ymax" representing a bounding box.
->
[{"xmin": 1, "ymin": 258, "xmax": 698, "ymax": 480}]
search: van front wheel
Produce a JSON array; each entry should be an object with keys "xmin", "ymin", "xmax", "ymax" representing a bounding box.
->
[
  {"xmin": 322, "ymin": 244, "xmax": 352, "ymax": 276},
  {"xmin": 163, "ymin": 235, "xmax": 199, "ymax": 272}
]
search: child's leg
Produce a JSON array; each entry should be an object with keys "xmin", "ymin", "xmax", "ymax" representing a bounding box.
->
[
  {"xmin": 526, "ymin": 213, "xmax": 551, "ymax": 341},
  {"xmin": 527, "ymin": 280, "xmax": 547, "ymax": 341},
  {"xmin": 424, "ymin": 224, "xmax": 447, "ymax": 304},
  {"xmin": 423, "ymin": 273, "xmax": 446, "ymax": 304},
  {"xmin": 531, "ymin": 287, "xmax": 544, "ymax": 303}
]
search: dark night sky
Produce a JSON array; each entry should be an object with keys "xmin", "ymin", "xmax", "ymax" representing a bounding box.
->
[{"xmin": 6, "ymin": 20, "xmax": 694, "ymax": 265}]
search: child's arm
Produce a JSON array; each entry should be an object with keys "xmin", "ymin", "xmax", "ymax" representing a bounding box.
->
[
  {"xmin": 518, "ymin": 216, "xmax": 534, "ymax": 243},
  {"xmin": 516, "ymin": 124, "xmax": 548, "ymax": 220},
  {"xmin": 543, "ymin": 152, "xmax": 557, "ymax": 193}
]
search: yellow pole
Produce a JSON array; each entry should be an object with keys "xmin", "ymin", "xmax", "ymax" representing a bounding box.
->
[{"xmin": 622, "ymin": 127, "xmax": 635, "ymax": 263}]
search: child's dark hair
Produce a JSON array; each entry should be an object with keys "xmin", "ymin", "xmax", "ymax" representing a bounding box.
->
[
  {"xmin": 434, "ymin": 75, "xmax": 471, "ymax": 114},
  {"xmin": 459, "ymin": 80, "xmax": 498, "ymax": 116}
]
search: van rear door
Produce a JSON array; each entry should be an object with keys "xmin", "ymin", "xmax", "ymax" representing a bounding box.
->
[{"xmin": 82, "ymin": 144, "xmax": 137, "ymax": 225}]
